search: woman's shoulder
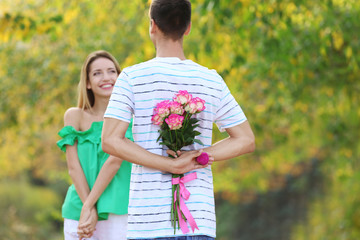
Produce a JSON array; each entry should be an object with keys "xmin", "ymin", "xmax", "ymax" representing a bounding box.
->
[
  {"xmin": 63, "ymin": 107, "xmax": 83, "ymax": 130},
  {"xmin": 58, "ymin": 107, "xmax": 102, "ymax": 146},
  {"xmin": 64, "ymin": 107, "xmax": 83, "ymax": 116}
]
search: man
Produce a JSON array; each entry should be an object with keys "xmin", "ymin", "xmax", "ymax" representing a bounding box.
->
[{"xmin": 83, "ymin": 0, "xmax": 255, "ymax": 239}]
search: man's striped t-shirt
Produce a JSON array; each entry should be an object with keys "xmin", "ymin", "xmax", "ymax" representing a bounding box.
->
[{"xmin": 104, "ymin": 57, "xmax": 247, "ymax": 239}]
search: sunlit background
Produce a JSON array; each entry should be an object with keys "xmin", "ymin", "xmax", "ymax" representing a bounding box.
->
[{"xmin": 0, "ymin": 0, "xmax": 359, "ymax": 239}]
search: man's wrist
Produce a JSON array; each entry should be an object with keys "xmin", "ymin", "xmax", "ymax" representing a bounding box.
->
[
  {"xmin": 168, "ymin": 156, "xmax": 180, "ymax": 174},
  {"xmin": 161, "ymin": 155, "xmax": 176, "ymax": 173}
]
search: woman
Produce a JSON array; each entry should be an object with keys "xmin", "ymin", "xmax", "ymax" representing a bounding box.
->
[{"xmin": 57, "ymin": 50, "xmax": 132, "ymax": 240}]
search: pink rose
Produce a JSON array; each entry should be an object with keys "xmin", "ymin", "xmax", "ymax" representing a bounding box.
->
[
  {"xmin": 194, "ymin": 97, "xmax": 206, "ymax": 112},
  {"xmin": 185, "ymin": 97, "xmax": 206, "ymax": 114},
  {"xmin": 173, "ymin": 90, "xmax": 192, "ymax": 105},
  {"xmin": 169, "ymin": 101, "xmax": 185, "ymax": 115},
  {"xmin": 165, "ymin": 114, "xmax": 184, "ymax": 130},
  {"xmin": 151, "ymin": 113, "xmax": 163, "ymax": 125},
  {"xmin": 196, "ymin": 152, "xmax": 209, "ymax": 165},
  {"xmin": 155, "ymin": 100, "xmax": 170, "ymax": 118},
  {"xmin": 184, "ymin": 99, "xmax": 198, "ymax": 114}
]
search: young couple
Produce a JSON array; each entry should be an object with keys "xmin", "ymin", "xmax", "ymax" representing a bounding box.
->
[{"xmin": 57, "ymin": 0, "xmax": 255, "ymax": 239}]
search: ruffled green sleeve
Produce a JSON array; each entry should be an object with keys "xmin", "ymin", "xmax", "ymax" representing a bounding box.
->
[
  {"xmin": 57, "ymin": 126, "xmax": 78, "ymax": 152},
  {"xmin": 57, "ymin": 120, "xmax": 132, "ymax": 152}
]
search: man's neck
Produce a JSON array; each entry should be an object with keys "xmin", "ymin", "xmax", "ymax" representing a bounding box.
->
[{"xmin": 155, "ymin": 37, "xmax": 186, "ymax": 60}]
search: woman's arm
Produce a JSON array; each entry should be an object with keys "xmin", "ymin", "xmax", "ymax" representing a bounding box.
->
[
  {"xmin": 64, "ymin": 108, "xmax": 91, "ymax": 203},
  {"xmin": 63, "ymin": 108, "xmax": 97, "ymax": 239},
  {"xmin": 65, "ymin": 143, "xmax": 91, "ymax": 203},
  {"xmin": 66, "ymin": 143, "xmax": 97, "ymax": 238},
  {"xmin": 82, "ymin": 156, "xmax": 123, "ymax": 208},
  {"xmin": 78, "ymin": 156, "xmax": 123, "ymax": 232}
]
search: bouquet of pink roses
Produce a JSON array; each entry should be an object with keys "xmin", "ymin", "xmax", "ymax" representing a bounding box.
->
[{"xmin": 151, "ymin": 90, "xmax": 208, "ymax": 234}]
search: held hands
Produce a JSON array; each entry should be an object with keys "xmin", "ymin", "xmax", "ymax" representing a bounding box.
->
[
  {"xmin": 77, "ymin": 206, "xmax": 97, "ymax": 240},
  {"xmin": 167, "ymin": 149, "xmax": 214, "ymax": 175}
]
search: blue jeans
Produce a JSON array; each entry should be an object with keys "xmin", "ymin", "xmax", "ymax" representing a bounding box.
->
[{"xmin": 130, "ymin": 236, "xmax": 214, "ymax": 240}]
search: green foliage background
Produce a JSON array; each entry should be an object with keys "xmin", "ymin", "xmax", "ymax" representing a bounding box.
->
[{"xmin": 0, "ymin": 0, "xmax": 359, "ymax": 239}]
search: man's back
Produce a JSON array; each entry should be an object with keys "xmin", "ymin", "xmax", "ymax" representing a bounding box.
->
[{"xmin": 105, "ymin": 56, "xmax": 246, "ymax": 238}]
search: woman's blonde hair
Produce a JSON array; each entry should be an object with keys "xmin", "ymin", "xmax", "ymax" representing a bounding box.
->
[{"xmin": 77, "ymin": 50, "xmax": 121, "ymax": 110}]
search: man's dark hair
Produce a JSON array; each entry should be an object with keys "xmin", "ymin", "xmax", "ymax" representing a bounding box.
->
[{"xmin": 150, "ymin": 0, "xmax": 191, "ymax": 40}]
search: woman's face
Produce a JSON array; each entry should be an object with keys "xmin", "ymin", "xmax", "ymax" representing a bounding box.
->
[{"xmin": 87, "ymin": 57, "xmax": 118, "ymax": 98}]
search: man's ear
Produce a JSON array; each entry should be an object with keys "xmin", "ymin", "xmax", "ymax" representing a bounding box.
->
[
  {"xmin": 150, "ymin": 19, "xmax": 157, "ymax": 34},
  {"xmin": 184, "ymin": 22, "xmax": 191, "ymax": 36}
]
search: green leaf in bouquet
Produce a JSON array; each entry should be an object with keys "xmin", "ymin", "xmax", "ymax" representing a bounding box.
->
[
  {"xmin": 193, "ymin": 139, "xmax": 204, "ymax": 145},
  {"xmin": 184, "ymin": 126, "xmax": 194, "ymax": 134},
  {"xmin": 175, "ymin": 140, "xmax": 182, "ymax": 150},
  {"xmin": 159, "ymin": 142, "xmax": 168, "ymax": 147},
  {"xmin": 182, "ymin": 131, "xmax": 190, "ymax": 138},
  {"xmin": 186, "ymin": 124, "xmax": 198, "ymax": 133},
  {"xmin": 194, "ymin": 131, "xmax": 201, "ymax": 136},
  {"xmin": 185, "ymin": 137, "xmax": 193, "ymax": 145},
  {"xmin": 191, "ymin": 124, "xmax": 200, "ymax": 129},
  {"xmin": 162, "ymin": 130, "xmax": 170, "ymax": 140},
  {"xmin": 189, "ymin": 118, "xmax": 199, "ymax": 124},
  {"xmin": 160, "ymin": 140, "xmax": 172, "ymax": 148}
]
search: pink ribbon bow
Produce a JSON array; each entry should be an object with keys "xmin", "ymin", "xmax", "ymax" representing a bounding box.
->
[{"xmin": 171, "ymin": 172, "xmax": 199, "ymax": 234}]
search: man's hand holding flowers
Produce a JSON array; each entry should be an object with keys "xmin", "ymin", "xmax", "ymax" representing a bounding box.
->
[{"xmin": 152, "ymin": 90, "xmax": 212, "ymax": 234}]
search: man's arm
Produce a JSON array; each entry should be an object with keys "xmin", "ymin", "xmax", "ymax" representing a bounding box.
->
[
  {"xmin": 204, "ymin": 120, "xmax": 255, "ymax": 161},
  {"xmin": 102, "ymin": 118, "xmax": 206, "ymax": 174}
]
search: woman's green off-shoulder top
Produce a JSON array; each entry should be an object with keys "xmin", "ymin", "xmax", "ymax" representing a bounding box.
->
[{"xmin": 57, "ymin": 120, "xmax": 133, "ymax": 221}]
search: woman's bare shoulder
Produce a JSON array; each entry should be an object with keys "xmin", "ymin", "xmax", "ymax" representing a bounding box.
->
[{"xmin": 63, "ymin": 107, "xmax": 84, "ymax": 130}]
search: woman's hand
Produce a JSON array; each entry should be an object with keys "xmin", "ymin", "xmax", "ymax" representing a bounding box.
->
[{"xmin": 77, "ymin": 206, "xmax": 97, "ymax": 239}]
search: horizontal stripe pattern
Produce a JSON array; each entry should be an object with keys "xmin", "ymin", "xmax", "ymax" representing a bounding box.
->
[{"xmin": 104, "ymin": 57, "xmax": 246, "ymax": 238}]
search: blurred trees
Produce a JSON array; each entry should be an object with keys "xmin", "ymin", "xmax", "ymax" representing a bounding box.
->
[{"xmin": 0, "ymin": 0, "xmax": 359, "ymax": 239}]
